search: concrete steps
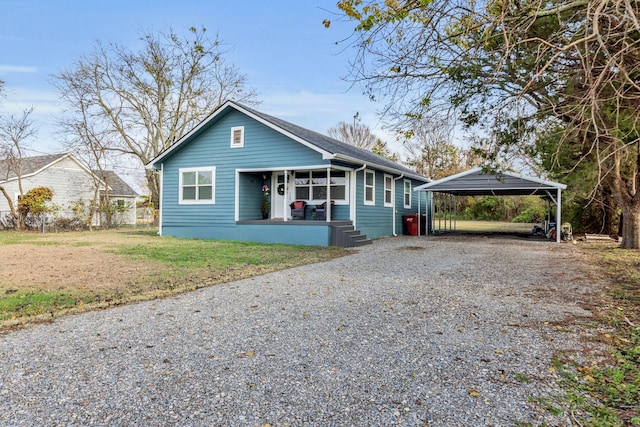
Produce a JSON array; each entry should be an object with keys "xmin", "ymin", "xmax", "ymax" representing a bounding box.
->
[{"xmin": 329, "ymin": 221, "xmax": 372, "ymax": 247}]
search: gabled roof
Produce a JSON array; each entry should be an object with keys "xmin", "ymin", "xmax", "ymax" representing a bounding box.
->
[
  {"xmin": 147, "ymin": 100, "xmax": 427, "ymax": 181},
  {"xmin": 0, "ymin": 153, "xmax": 137, "ymax": 197},
  {"xmin": 414, "ymin": 167, "xmax": 566, "ymax": 196},
  {"xmin": 93, "ymin": 170, "xmax": 138, "ymax": 197},
  {"xmin": 0, "ymin": 153, "xmax": 70, "ymax": 182}
]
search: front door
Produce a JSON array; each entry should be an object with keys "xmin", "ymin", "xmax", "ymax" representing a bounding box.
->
[{"xmin": 272, "ymin": 172, "xmax": 291, "ymax": 219}]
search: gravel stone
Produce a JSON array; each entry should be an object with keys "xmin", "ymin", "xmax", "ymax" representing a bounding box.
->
[{"xmin": 0, "ymin": 235, "xmax": 601, "ymax": 426}]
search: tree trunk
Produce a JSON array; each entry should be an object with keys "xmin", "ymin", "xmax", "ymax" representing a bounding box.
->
[
  {"xmin": 601, "ymin": 188, "xmax": 618, "ymax": 236},
  {"xmin": 620, "ymin": 202, "xmax": 640, "ymax": 249},
  {"xmin": 0, "ymin": 185, "xmax": 21, "ymax": 230}
]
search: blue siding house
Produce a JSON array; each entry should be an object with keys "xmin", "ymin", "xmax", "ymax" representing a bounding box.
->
[{"xmin": 147, "ymin": 101, "xmax": 430, "ymax": 247}]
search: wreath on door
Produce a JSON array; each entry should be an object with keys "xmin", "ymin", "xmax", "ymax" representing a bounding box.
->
[{"xmin": 277, "ymin": 184, "xmax": 285, "ymax": 195}]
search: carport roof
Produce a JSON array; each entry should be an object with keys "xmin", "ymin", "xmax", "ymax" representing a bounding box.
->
[{"xmin": 414, "ymin": 167, "xmax": 566, "ymax": 196}]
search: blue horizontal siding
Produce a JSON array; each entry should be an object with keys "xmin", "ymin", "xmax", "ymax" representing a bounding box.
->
[
  {"xmin": 163, "ymin": 223, "xmax": 330, "ymax": 246},
  {"xmin": 158, "ymin": 108, "xmax": 430, "ymax": 243},
  {"xmin": 355, "ymin": 170, "xmax": 429, "ymax": 238},
  {"xmin": 161, "ymin": 110, "xmax": 327, "ymax": 232}
]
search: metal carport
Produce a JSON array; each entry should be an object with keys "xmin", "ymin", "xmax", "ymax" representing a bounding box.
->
[{"xmin": 414, "ymin": 167, "xmax": 567, "ymax": 243}]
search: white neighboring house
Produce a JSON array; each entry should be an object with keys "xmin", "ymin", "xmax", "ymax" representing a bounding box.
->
[
  {"xmin": 0, "ymin": 153, "xmax": 138, "ymax": 227},
  {"xmin": 92, "ymin": 170, "xmax": 139, "ymax": 226}
]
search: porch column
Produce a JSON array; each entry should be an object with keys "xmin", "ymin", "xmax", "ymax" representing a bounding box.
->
[
  {"xmin": 283, "ymin": 170, "xmax": 289, "ymax": 222},
  {"xmin": 326, "ymin": 167, "xmax": 331, "ymax": 222}
]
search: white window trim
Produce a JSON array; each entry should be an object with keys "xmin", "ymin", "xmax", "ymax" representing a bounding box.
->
[
  {"xmin": 293, "ymin": 170, "xmax": 349, "ymax": 204},
  {"xmin": 364, "ymin": 169, "xmax": 375, "ymax": 206},
  {"xmin": 404, "ymin": 179, "xmax": 412, "ymax": 208},
  {"xmin": 179, "ymin": 166, "xmax": 216, "ymax": 205},
  {"xmin": 383, "ymin": 174, "xmax": 393, "ymax": 207},
  {"xmin": 230, "ymin": 126, "xmax": 244, "ymax": 148}
]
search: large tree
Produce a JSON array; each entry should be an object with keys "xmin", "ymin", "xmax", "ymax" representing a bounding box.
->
[
  {"xmin": 333, "ymin": 0, "xmax": 640, "ymax": 248},
  {"xmin": 401, "ymin": 115, "xmax": 471, "ymax": 180},
  {"xmin": 0, "ymin": 107, "xmax": 36, "ymax": 229},
  {"xmin": 328, "ymin": 121, "xmax": 379, "ymax": 149},
  {"xmin": 55, "ymin": 27, "xmax": 257, "ymax": 217}
]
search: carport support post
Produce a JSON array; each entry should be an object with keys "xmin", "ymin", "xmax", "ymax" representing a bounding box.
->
[{"xmin": 556, "ymin": 188, "xmax": 561, "ymax": 243}]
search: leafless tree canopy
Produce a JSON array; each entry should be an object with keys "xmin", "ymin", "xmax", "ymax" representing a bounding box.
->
[
  {"xmin": 0, "ymin": 107, "xmax": 37, "ymax": 228},
  {"xmin": 402, "ymin": 116, "xmax": 470, "ymax": 180},
  {"xmin": 328, "ymin": 121, "xmax": 379, "ymax": 150},
  {"xmin": 54, "ymin": 27, "xmax": 258, "ymax": 212}
]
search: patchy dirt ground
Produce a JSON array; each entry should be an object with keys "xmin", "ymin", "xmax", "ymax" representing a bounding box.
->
[
  {"xmin": 0, "ymin": 230, "xmax": 170, "ymax": 294},
  {"xmin": 0, "ymin": 243, "xmax": 160, "ymax": 292}
]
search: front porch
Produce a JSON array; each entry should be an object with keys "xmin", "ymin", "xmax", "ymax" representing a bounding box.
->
[
  {"xmin": 235, "ymin": 219, "xmax": 371, "ymax": 247},
  {"xmin": 236, "ymin": 168, "xmax": 351, "ymax": 223}
]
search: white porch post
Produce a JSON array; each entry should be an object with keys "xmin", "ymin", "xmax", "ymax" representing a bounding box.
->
[
  {"xmin": 326, "ymin": 167, "xmax": 331, "ymax": 222},
  {"xmin": 283, "ymin": 170, "xmax": 289, "ymax": 222}
]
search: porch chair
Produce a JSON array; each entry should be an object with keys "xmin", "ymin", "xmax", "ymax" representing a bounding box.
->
[
  {"xmin": 289, "ymin": 201, "xmax": 307, "ymax": 220},
  {"xmin": 312, "ymin": 200, "xmax": 335, "ymax": 220}
]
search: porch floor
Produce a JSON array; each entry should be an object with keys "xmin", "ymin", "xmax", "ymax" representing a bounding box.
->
[
  {"xmin": 235, "ymin": 220, "xmax": 371, "ymax": 247},
  {"xmin": 237, "ymin": 220, "xmax": 351, "ymax": 226}
]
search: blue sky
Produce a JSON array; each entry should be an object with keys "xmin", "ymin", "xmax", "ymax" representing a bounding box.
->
[{"xmin": 0, "ymin": 0, "xmax": 391, "ymax": 159}]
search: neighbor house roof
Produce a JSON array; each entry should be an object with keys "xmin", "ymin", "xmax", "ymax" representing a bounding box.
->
[
  {"xmin": 0, "ymin": 153, "xmax": 137, "ymax": 197},
  {"xmin": 0, "ymin": 153, "xmax": 70, "ymax": 182},
  {"xmin": 93, "ymin": 170, "xmax": 138, "ymax": 197},
  {"xmin": 414, "ymin": 167, "xmax": 566, "ymax": 196},
  {"xmin": 147, "ymin": 100, "xmax": 428, "ymax": 181}
]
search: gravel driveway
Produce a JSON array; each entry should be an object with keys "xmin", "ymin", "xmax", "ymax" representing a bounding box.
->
[{"xmin": 0, "ymin": 235, "xmax": 600, "ymax": 426}]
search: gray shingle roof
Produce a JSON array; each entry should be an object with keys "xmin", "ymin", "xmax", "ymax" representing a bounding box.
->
[
  {"xmin": 0, "ymin": 153, "xmax": 68, "ymax": 181},
  {"xmin": 149, "ymin": 101, "xmax": 428, "ymax": 181},
  {"xmin": 238, "ymin": 103, "xmax": 426, "ymax": 180},
  {"xmin": 0, "ymin": 153, "xmax": 138, "ymax": 197},
  {"xmin": 93, "ymin": 170, "xmax": 138, "ymax": 197}
]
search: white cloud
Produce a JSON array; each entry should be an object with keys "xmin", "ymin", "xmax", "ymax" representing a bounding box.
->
[
  {"xmin": 0, "ymin": 65, "xmax": 38, "ymax": 74},
  {"xmin": 1, "ymin": 86, "xmax": 62, "ymax": 115}
]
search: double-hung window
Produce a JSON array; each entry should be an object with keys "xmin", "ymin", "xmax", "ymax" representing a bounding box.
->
[
  {"xmin": 294, "ymin": 170, "xmax": 347, "ymax": 202},
  {"xmin": 404, "ymin": 180, "xmax": 412, "ymax": 208},
  {"xmin": 364, "ymin": 169, "xmax": 375, "ymax": 205},
  {"xmin": 384, "ymin": 174, "xmax": 393, "ymax": 207},
  {"xmin": 179, "ymin": 167, "xmax": 216, "ymax": 204}
]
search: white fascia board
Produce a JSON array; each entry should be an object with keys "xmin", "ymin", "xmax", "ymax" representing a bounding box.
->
[
  {"xmin": 414, "ymin": 167, "xmax": 567, "ymax": 191},
  {"xmin": 1, "ymin": 153, "xmax": 105, "ymax": 187},
  {"xmin": 501, "ymin": 170, "xmax": 567, "ymax": 189},
  {"xmin": 231, "ymin": 103, "xmax": 334, "ymax": 160},
  {"xmin": 146, "ymin": 100, "xmax": 237, "ymax": 168},
  {"xmin": 236, "ymin": 164, "xmax": 335, "ymax": 173},
  {"xmin": 415, "ymin": 186, "xmax": 558, "ymax": 192},
  {"xmin": 414, "ymin": 167, "xmax": 482, "ymax": 191},
  {"xmin": 146, "ymin": 100, "xmax": 336, "ymax": 168}
]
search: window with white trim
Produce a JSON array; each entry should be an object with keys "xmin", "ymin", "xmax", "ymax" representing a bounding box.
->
[
  {"xmin": 364, "ymin": 169, "xmax": 375, "ymax": 205},
  {"xmin": 404, "ymin": 179, "xmax": 412, "ymax": 208},
  {"xmin": 179, "ymin": 167, "xmax": 215, "ymax": 204},
  {"xmin": 384, "ymin": 174, "xmax": 393, "ymax": 207},
  {"xmin": 294, "ymin": 170, "xmax": 347, "ymax": 202},
  {"xmin": 230, "ymin": 126, "xmax": 244, "ymax": 148}
]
